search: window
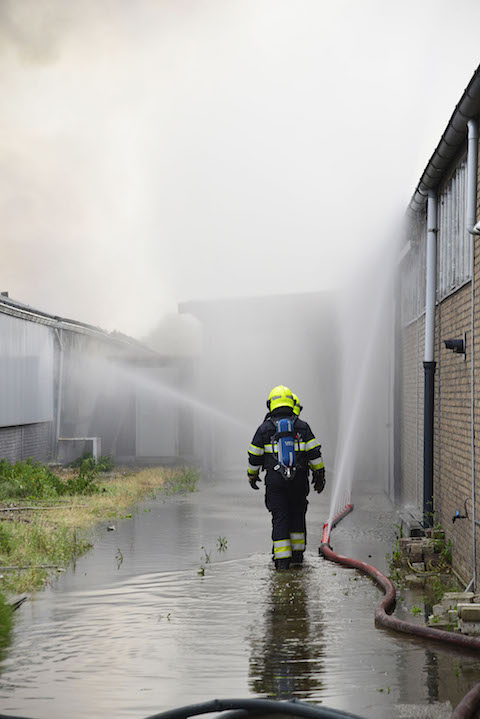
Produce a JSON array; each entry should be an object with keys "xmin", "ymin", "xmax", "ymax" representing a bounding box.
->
[
  {"xmin": 437, "ymin": 157, "xmax": 471, "ymax": 300},
  {"xmin": 401, "ymin": 212, "xmax": 426, "ymax": 325}
]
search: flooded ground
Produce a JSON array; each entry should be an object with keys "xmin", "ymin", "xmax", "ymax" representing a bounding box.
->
[{"xmin": 1, "ymin": 470, "xmax": 480, "ymax": 719}]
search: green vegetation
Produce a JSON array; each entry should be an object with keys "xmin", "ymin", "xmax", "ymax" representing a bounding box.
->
[
  {"xmin": 0, "ymin": 521, "xmax": 92, "ymax": 594},
  {"xmin": 386, "ymin": 539, "xmax": 403, "ymax": 569},
  {"xmin": 216, "ymin": 536, "xmax": 228, "ymax": 552},
  {"xmin": 435, "ymin": 536, "xmax": 453, "ymax": 564},
  {"xmin": 0, "ymin": 458, "xmax": 100, "ymax": 500},
  {"xmin": 162, "ymin": 467, "xmax": 199, "ymax": 495},
  {"xmin": 0, "ymin": 464, "xmax": 200, "ymax": 597},
  {"xmin": 0, "ymin": 595, "xmax": 13, "ymax": 660},
  {"xmin": 69, "ymin": 452, "xmax": 115, "ymax": 473},
  {"xmin": 429, "ymin": 574, "xmax": 459, "ymax": 604},
  {"xmin": 387, "ymin": 521, "xmax": 462, "ymax": 620}
]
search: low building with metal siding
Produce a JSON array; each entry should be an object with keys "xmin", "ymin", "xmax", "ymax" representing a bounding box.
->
[{"xmin": 0, "ymin": 294, "xmax": 189, "ymax": 466}]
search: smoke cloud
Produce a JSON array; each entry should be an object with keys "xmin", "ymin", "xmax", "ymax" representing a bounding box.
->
[{"xmin": 1, "ymin": 0, "xmax": 480, "ymax": 336}]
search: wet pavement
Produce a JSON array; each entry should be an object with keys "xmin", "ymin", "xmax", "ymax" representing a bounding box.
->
[{"xmin": 1, "ymin": 470, "xmax": 480, "ymax": 719}]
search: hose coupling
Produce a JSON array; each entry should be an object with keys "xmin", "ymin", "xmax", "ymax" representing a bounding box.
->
[{"xmin": 319, "ymin": 541, "xmax": 332, "ymax": 553}]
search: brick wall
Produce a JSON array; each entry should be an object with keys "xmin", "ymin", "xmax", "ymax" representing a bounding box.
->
[
  {"xmin": 400, "ymin": 281, "xmax": 474, "ymax": 583},
  {"xmin": 0, "ymin": 422, "xmax": 53, "ymax": 464},
  {"xmin": 400, "ymin": 315, "xmax": 425, "ymax": 509},
  {"xmin": 434, "ymin": 283, "xmax": 473, "ymax": 583},
  {"xmin": 397, "ymin": 126, "xmax": 480, "ymax": 586}
]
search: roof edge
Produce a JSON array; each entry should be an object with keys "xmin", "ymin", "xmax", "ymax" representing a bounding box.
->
[{"xmin": 409, "ymin": 64, "xmax": 480, "ymax": 213}]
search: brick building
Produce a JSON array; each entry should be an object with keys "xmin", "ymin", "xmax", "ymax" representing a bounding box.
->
[{"xmin": 398, "ymin": 65, "xmax": 480, "ymax": 586}]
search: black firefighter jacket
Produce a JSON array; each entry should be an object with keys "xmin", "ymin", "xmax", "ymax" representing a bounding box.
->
[{"xmin": 248, "ymin": 411, "xmax": 324, "ymax": 483}]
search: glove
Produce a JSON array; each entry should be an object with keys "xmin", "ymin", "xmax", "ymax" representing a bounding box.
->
[
  {"xmin": 312, "ymin": 467, "xmax": 325, "ymax": 494},
  {"xmin": 249, "ymin": 475, "xmax": 261, "ymax": 490}
]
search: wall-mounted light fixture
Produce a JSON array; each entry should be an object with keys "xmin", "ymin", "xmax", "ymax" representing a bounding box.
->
[{"xmin": 443, "ymin": 332, "xmax": 466, "ymax": 360}]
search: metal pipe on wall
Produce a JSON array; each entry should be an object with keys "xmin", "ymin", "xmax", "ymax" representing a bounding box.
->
[
  {"xmin": 467, "ymin": 117, "xmax": 478, "ymax": 590},
  {"xmin": 423, "ymin": 190, "xmax": 437, "ymax": 526},
  {"xmin": 54, "ymin": 327, "xmax": 64, "ymax": 457}
]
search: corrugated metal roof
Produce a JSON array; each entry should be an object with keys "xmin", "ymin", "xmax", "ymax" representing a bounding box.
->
[{"xmin": 0, "ymin": 295, "xmax": 159, "ymax": 358}]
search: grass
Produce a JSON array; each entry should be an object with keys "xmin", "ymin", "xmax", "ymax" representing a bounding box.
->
[
  {"xmin": 0, "ymin": 595, "xmax": 13, "ymax": 661},
  {"xmin": 216, "ymin": 536, "xmax": 228, "ymax": 552},
  {"xmin": 0, "ymin": 465, "xmax": 200, "ymax": 596},
  {"xmin": 69, "ymin": 452, "xmax": 115, "ymax": 473},
  {"xmin": 0, "ymin": 458, "xmax": 100, "ymax": 500}
]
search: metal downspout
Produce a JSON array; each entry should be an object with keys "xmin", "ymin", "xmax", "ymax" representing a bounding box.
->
[
  {"xmin": 467, "ymin": 118, "xmax": 478, "ymax": 591},
  {"xmin": 54, "ymin": 328, "xmax": 64, "ymax": 459},
  {"xmin": 423, "ymin": 191, "xmax": 437, "ymax": 527}
]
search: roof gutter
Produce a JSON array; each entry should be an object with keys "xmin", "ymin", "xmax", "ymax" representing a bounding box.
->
[{"xmin": 409, "ymin": 65, "xmax": 480, "ymax": 213}]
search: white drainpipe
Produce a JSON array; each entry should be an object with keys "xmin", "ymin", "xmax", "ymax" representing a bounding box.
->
[
  {"xmin": 425, "ymin": 191, "xmax": 438, "ymax": 363},
  {"xmin": 467, "ymin": 118, "xmax": 478, "ymax": 591},
  {"xmin": 54, "ymin": 327, "xmax": 64, "ymax": 457}
]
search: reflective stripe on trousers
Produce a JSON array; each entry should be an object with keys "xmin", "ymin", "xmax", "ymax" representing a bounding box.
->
[
  {"xmin": 273, "ymin": 538, "xmax": 292, "ymax": 559},
  {"xmin": 290, "ymin": 532, "xmax": 305, "ymax": 552}
]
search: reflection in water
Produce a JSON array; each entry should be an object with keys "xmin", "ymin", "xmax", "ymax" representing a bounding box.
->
[
  {"xmin": 249, "ymin": 566, "xmax": 324, "ymax": 700},
  {"xmin": 425, "ymin": 649, "xmax": 439, "ymax": 703}
]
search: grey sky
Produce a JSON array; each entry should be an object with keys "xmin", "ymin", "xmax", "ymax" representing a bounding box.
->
[{"xmin": 2, "ymin": 0, "xmax": 480, "ymax": 336}]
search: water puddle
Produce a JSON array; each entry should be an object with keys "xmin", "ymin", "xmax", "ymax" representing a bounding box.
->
[{"xmin": 1, "ymin": 473, "xmax": 480, "ymax": 718}]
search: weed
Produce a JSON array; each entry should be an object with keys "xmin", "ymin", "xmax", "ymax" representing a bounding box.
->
[
  {"xmin": 63, "ymin": 469, "xmax": 101, "ymax": 496},
  {"xmin": 386, "ymin": 544, "xmax": 403, "ymax": 573},
  {"xmin": 162, "ymin": 467, "xmax": 199, "ymax": 496},
  {"xmin": 391, "ymin": 542, "xmax": 403, "ymax": 566},
  {"xmin": 70, "ymin": 453, "xmax": 114, "ymax": 473},
  {"xmin": 216, "ymin": 537, "xmax": 228, "ymax": 552},
  {"xmin": 429, "ymin": 574, "xmax": 460, "ymax": 604},
  {"xmin": 393, "ymin": 522, "xmax": 404, "ymax": 539},
  {"xmin": 197, "ymin": 566, "xmax": 205, "ymax": 576},
  {"xmin": 0, "ymin": 594, "xmax": 13, "ymax": 659},
  {"xmin": 116, "ymin": 547, "xmax": 124, "ymax": 569},
  {"xmin": 411, "ymin": 605, "xmax": 422, "ymax": 616},
  {"xmin": 201, "ymin": 547, "xmax": 211, "ymax": 563},
  {"xmin": 0, "ymin": 520, "xmax": 92, "ymax": 593},
  {"xmin": 0, "ymin": 458, "xmax": 100, "ymax": 499},
  {"xmin": 438, "ymin": 538, "xmax": 453, "ymax": 564}
]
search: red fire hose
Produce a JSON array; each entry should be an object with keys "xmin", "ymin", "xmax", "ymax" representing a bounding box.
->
[{"xmin": 319, "ymin": 504, "xmax": 480, "ymax": 717}]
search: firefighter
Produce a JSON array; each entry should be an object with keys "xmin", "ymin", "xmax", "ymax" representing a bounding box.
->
[{"xmin": 248, "ymin": 385, "xmax": 325, "ymax": 570}]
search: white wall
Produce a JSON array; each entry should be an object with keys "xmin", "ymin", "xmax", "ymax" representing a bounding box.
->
[{"xmin": 0, "ymin": 314, "xmax": 54, "ymax": 427}]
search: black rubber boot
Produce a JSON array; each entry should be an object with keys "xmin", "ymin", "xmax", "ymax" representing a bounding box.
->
[
  {"xmin": 275, "ymin": 558, "xmax": 291, "ymax": 570},
  {"xmin": 291, "ymin": 551, "xmax": 304, "ymax": 565}
]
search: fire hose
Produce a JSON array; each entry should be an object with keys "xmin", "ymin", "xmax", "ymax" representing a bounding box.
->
[{"xmin": 319, "ymin": 504, "xmax": 480, "ymax": 718}]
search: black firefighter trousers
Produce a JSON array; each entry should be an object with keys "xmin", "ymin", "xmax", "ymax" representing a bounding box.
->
[{"xmin": 265, "ymin": 471, "xmax": 310, "ymax": 559}]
